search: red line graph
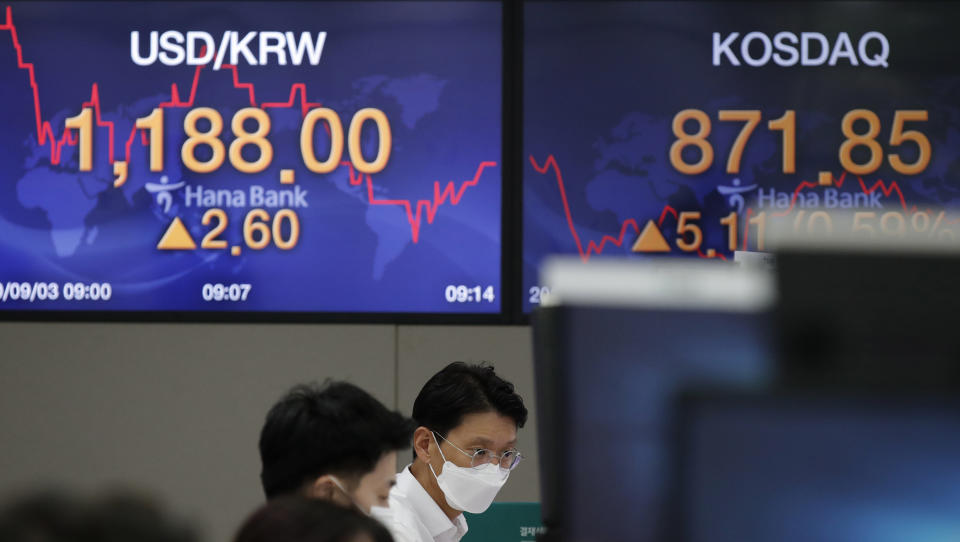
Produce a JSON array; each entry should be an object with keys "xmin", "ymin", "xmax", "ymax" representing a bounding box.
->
[
  {"xmin": 0, "ymin": 4, "xmax": 323, "ymax": 166},
  {"xmin": 529, "ymin": 153, "xmax": 958, "ymax": 261},
  {"xmin": 343, "ymin": 160, "xmax": 497, "ymax": 243},
  {"xmin": 0, "ymin": 5, "xmax": 493, "ymax": 244},
  {"xmin": 529, "ymin": 154, "xmax": 722, "ymax": 262},
  {"xmin": 771, "ymin": 171, "xmax": 912, "ymax": 217}
]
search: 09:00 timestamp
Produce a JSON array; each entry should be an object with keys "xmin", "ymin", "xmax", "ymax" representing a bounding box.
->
[{"xmin": 0, "ymin": 281, "xmax": 112, "ymax": 303}]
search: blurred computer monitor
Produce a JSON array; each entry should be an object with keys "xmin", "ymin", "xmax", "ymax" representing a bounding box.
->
[
  {"xmin": 533, "ymin": 258, "xmax": 775, "ymax": 542},
  {"xmin": 776, "ymin": 242, "xmax": 960, "ymax": 390},
  {"xmin": 675, "ymin": 393, "xmax": 960, "ymax": 542}
]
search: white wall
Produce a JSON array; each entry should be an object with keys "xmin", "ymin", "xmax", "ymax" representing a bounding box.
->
[{"xmin": 0, "ymin": 322, "xmax": 536, "ymax": 542}]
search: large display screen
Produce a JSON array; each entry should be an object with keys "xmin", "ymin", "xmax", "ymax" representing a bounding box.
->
[
  {"xmin": 535, "ymin": 288, "xmax": 773, "ymax": 542},
  {"xmin": 679, "ymin": 396, "xmax": 960, "ymax": 542},
  {"xmin": 0, "ymin": 1, "xmax": 502, "ymax": 314},
  {"xmin": 565, "ymin": 308, "xmax": 771, "ymax": 542},
  {"xmin": 523, "ymin": 1, "xmax": 960, "ymax": 312}
]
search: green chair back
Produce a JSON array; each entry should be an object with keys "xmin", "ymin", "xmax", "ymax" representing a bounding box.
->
[{"xmin": 462, "ymin": 502, "xmax": 543, "ymax": 542}]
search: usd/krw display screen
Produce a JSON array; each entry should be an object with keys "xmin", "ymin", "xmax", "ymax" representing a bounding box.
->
[{"xmin": 0, "ymin": 1, "xmax": 502, "ymax": 314}]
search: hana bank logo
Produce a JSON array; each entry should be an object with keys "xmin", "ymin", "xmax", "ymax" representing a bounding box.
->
[
  {"xmin": 146, "ymin": 175, "xmax": 185, "ymax": 214},
  {"xmin": 718, "ymin": 178, "xmax": 758, "ymax": 213}
]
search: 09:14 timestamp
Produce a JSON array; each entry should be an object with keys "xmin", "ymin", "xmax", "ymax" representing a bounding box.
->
[{"xmin": 444, "ymin": 285, "xmax": 495, "ymax": 303}]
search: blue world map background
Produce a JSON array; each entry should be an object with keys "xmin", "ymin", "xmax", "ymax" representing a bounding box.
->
[
  {"xmin": 523, "ymin": 1, "xmax": 960, "ymax": 313},
  {"xmin": 0, "ymin": 1, "xmax": 502, "ymax": 312}
]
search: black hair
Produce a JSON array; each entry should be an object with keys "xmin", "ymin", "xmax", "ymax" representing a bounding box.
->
[
  {"xmin": 259, "ymin": 381, "xmax": 415, "ymax": 500},
  {"xmin": 412, "ymin": 362, "xmax": 528, "ymax": 439},
  {"xmin": 233, "ymin": 496, "xmax": 393, "ymax": 542},
  {"xmin": 0, "ymin": 490, "xmax": 197, "ymax": 542}
]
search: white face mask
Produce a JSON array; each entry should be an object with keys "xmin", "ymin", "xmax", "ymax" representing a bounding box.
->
[
  {"xmin": 429, "ymin": 433, "xmax": 510, "ymax": 513},
  {"xmin": 329, "ymin": 476, "xmax": 367, "ymax": 514},
  {"xmin": 332, "ymin": 476, "xmax": 394, "ymax": 524},
  {"xmin": 369, "ymin": 505, "xmax": 394, "ymax": 527}
]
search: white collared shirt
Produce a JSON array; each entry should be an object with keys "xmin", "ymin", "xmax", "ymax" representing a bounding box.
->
[{"xmin": 387, "ymin": 465, "xmax": 468, "ymax": 542}]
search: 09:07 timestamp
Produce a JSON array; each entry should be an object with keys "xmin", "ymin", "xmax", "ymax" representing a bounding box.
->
[{"xmin": 202, "ymin": 283, "xmax": 252, "ymax": 302}]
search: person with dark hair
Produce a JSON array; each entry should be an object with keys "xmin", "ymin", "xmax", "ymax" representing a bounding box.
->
[
  {"xmin": 0, "ymin": 490, "xmax": 197, "ymax": 542},
  {"xmin": 259, "ymin": 381, "xmax": 416, "ymax": 517},
  {"xmin": 386, "ymin": 362, "xmax": 528, "ymax": 542},
  {"xmin": 234, "ymin": 496, "xmax": 393, "ymax": 542}
]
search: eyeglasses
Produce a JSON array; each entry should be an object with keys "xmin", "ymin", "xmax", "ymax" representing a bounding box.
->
[{"xmin": 433, "ymin": 431, "xmax": 523, "ymax": 471}]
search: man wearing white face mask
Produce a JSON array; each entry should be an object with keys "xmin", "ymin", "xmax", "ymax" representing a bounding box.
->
[
  {"xmin": 388, "ymin": 362, "xmax": 528, "ymax": 542},
  {"xmin": 259, "ymin": 381, "xmax": 415, "ymax": 521}
]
